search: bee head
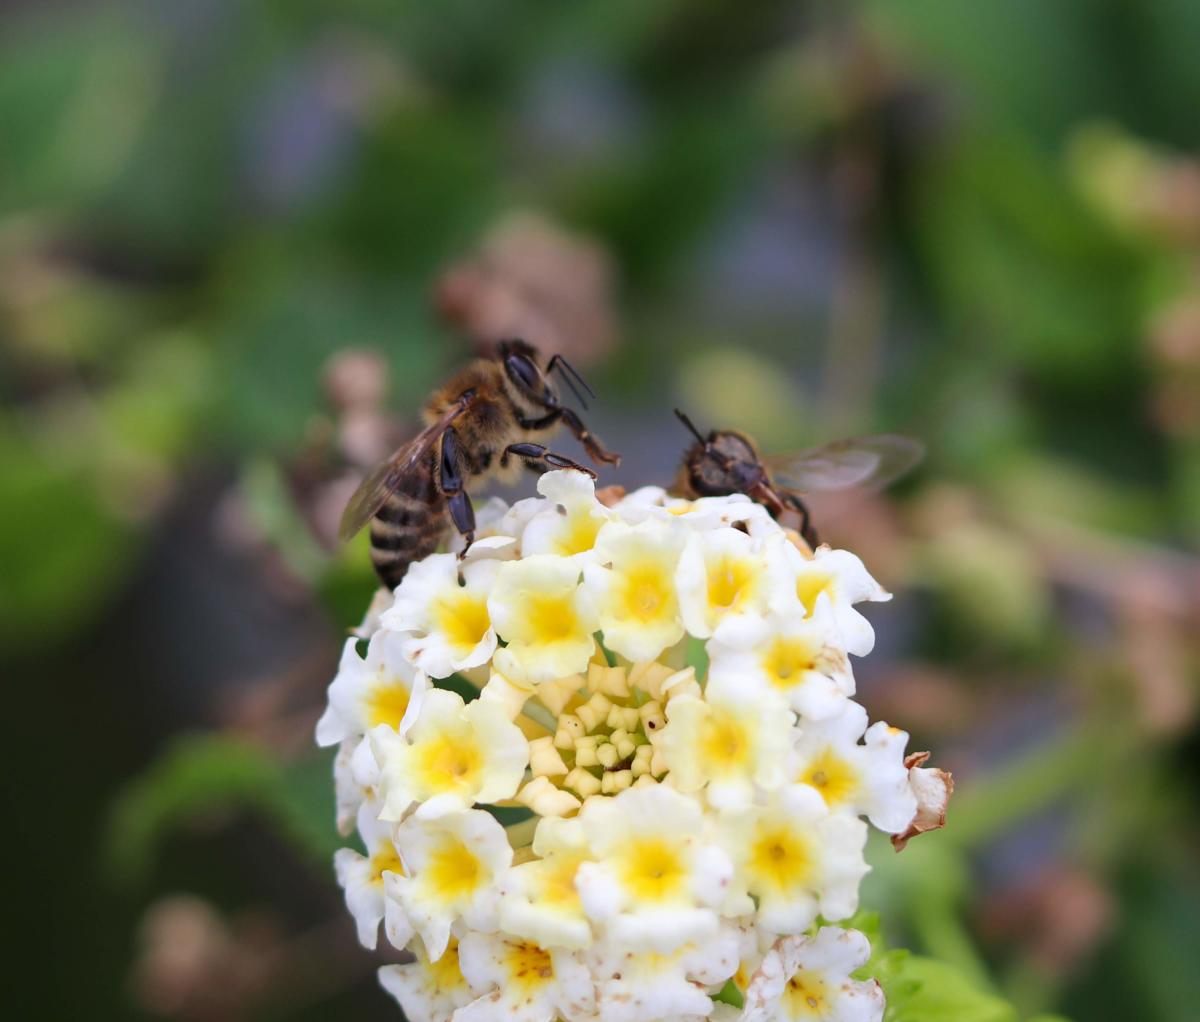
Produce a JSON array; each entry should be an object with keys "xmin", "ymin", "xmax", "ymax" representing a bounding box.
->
[
  {"xmin": 675, "ymin": 410, "xmax": 765, "ymax": 496},
  {"xmin": 499, "ymin": 339, "xmax": 556, "ymax": 414}
]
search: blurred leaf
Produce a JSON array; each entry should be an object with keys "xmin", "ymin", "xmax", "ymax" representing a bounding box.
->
[
  {"xmin": 870, "ymin": 950, "xmax": 1020, "ymax": 1022},
  {"xmin": 0, "ymin": 422, "xmax": 135, "ymax": 651},
  {"xmin": 106, "ymin": 735, "xmax": 338, "ymax": 884}
]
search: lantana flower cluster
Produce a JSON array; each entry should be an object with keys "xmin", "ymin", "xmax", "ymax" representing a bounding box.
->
[{"xmin": 317, "ymin": 472, "xmax": 950, "ymax": 1022}]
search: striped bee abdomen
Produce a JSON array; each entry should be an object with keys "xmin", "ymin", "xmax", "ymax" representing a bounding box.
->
[{"xmin": 368, "ymin": 466, "xmax": 447, "ymax": 590}]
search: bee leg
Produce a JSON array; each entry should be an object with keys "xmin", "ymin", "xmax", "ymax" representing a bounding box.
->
[
  {"xmin": 501, "ymin": 442, "xmax": 597, "ymax": 479},
  {"xmin": 783, "ymin": 491, "xmax": 820, "ymax": 548},
  {"xmin": 439, "ymin": 429, "xmax": 477, "ymax": 559},
  {"xmin": 557, "ymin": 408, "xmax": 620, "ymax": 467}
]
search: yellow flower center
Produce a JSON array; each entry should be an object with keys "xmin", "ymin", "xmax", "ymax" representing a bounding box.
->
[
  {"xmin": 527, "ymin": 592, "xmax": 580, "ymax": 644},
  {"xmin": 707, "ymin": 555, "xmax": 755, "ymax": 612},
  {"xmin": 426, "ymin": 836, "xmax": 485, "ymax": 902},
  {"xmin": 762, "ymin": 637, "xmax": 818, "ymax": 689},
  {"xmin": 800, "ymin": 747, "xmax": 859, "ymax": 808},
  {"xmin": 557, "ymin": 511, "xmax": 603, "ymax": 555},
  {"xmin": 621, "ymin": 837, "xmax": 688, "ymax": 902},
  {"xmin": 700, "ymin": 710, "xmax": 751, "ymax": 770},
  {"xmin": 366, "ymin": 681, "xmax": 411, "ymax": 730},
  {"xmin": 620, "ymin": 564, "xmax": 672, "ymax": 622},
  {"xmin": 748, "ymin": 825, "xmax": 812, "ymax": 892},
  {"xmin": 428, "ymin": 937, "xmax": 468, "ymax": 989},
  {"xmin": 783, "ymin": 971, "xmax": 829, "ymax": 1018},
  {"xmin": 369, "ymin": 845, "xmax": 404, "ymax": 884},
  {"xmin": 416, "ymin": 732, "xmax": 483, "ymax": 793},
  {"xmin": 540, "ymin": 853, "xmax": 586, "ymax": 909},
  {"xmin": 795, "ymin": 571, "xmax": 833, "ymax": 615},
  {"xmin": 434, "ymin": 591, "xmax": 491, "ymax": 650},
  {"xmin": 503, "ymin": 940, "xmax": 556, "ymax": 992}
]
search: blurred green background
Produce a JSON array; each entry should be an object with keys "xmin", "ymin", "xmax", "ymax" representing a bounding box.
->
[{"xmin": 3, "ymin": 1, "xmax": 1199, "ymax": 1019}]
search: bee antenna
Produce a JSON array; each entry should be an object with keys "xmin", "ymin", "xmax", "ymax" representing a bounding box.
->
[
  {"xmin": 674, "ymin": 408, "xmax": 707, "ymax": 445},
  {"xmin": 547, "ymin": 354, "xmax": 595, "ymax": 410}
]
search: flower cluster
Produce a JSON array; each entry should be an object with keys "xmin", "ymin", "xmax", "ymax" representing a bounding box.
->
[{"xmin": 317, "ymin": 472, "xmax": 951, "ymax": 1022}]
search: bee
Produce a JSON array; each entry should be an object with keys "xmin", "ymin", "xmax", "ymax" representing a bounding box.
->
[
  {"xmin": 339, "ymin": 340, "xmax": 620, "ymax": 588},
  {"xmin": 672, "ymin": 409, "xmax": 923, "ymax": 548}
]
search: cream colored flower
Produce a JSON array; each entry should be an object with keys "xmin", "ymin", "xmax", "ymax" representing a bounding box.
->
[
  {"xmin": 706, "ymin": 603, "xmax": 854, "ymax": 721},
  {"xmin": 333, "ymin": 736, "xmax": 379, "ymax": 836},
  {"xmin": 771, "ymin": 543, "xmax": 890, "ymax": 657},
  {"xmin": 499, "ymin": 817, "xmax": 594, "ymax": 950},
  {"xmin": 740, "ymin": 927, "xmax": 883, "ymax": 1022},
  {"xmin": 583, "ymin": 518, "xmax": 687, "ymax": 661},
  {"xmin": 792, "ymin": 702, "xmax": 917, "ymax": 835},
  {"xmin": 455, "ymin": 931, "xmax": 595, "ymax": 1022},
  {"xmin": 389, "ymin": 809, "xmax": 513, "ymax": 961},
  {"xmin": 521, "ymin": 470, "xmax": 615, "ymax": 559},
  {"xmin": 371, "ymin": 689, "xmax": 528, "ymax": 821},
  {"xmin": 588, "ymin": 924, "xmax": 744, "ymax": 1022},
  {"xmin": 334, "ymin": 801, "xmax": 404, "ymax": 950},
  {"xmin": 719, "ymin": 785, "xmax": 868, "ymax": 936},
  {"xmin": 659, "ymin": 675, "xmax": 792, "ymax": 810},
  {"xmin": 489, "ymin": 555, "xmax": 599, "ymax": 685},
  {"xmin": 575, "ymin": 785, "xmax": 732, "ymax": 952},
  {"xmin": 315, "ymin": 632, "xmax": 427, "ymax": 747},
  {"xmin": 383, "ymin": 554, "xmax": 499, "ymax": 679},
  {"xmin": 379, "ymin": 936, "xmax": 474, "ymax": 1022},
  {"xmin": 676, "ymin": 527, "xmax": 773, "ymax": 644}
]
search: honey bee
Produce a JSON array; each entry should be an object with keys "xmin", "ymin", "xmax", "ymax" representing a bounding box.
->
[
  {"xmin": 339, "ymin": 340, "xmax": 620, "ymax": 588},
  {"xmin": 673, "ymin": 410, "xmax": 923, "ymax": 548}
]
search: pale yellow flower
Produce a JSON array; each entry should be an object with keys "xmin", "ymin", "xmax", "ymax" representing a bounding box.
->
[
  {"xmin": 575, "ymin": 785, "xmax": 732, "ymax": 952},
  {"xmin": 388, "ymin": 809, "xmax": 513, "ymax": 961},
  {"xmin": 489, "ymin": 555, "xmax": 599, "ymax": 685},
  {"xmin": 584, "ymin": 517, "xmax": 688, "ymax": 661},
  {"xmin": 718, "ymin": 785, "xmax": 868, "ymax": 936},
  {"xmin": 371, "ymin": 688, "xmax": 528, "ymax": 820},
  {"xmin": 383, "ymin": 554, "xmax": 499, "ymax": 678},
  {"xmin": 659, "ymin": 675, "xmax": 792, "ymax": 810}
]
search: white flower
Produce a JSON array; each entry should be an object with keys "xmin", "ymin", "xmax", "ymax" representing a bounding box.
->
[
  {"xmin": 719, "ymin": 785, "xmax": 869, "ymax": 935},
  {"xmin": 454, "ymin": 931, "xmax": 595, "ymax": 1022},
  {"xmin": 521, "ymin": 471, "xmax": 615, "ymax": 560},
  {"xmin": 371, "ymin": 689, "xmax": 529, "ymax": 820},
  {"xmin": 676, "ymin": 527, "xmax": 774, "ymax": 644},
  {"xmin": 707, "ymin": 602, "xmax": 854, "ymax": 722},
  {"xmin": 448, "ymin": 496, "xmax": 521, "ymax": 557},
  {"xmin": 379, "ymin": 936, "xmax": 474, "ymax": 1022},
  {"xmin": 489, "ymin": 555, "xmax": 599, "ymax": 685},
  {"xmin": 771, "ymin": 544, "xmax": 890, "ymax": 657},
  {"xmin": 589, "ymin": 924, "xmax": 743, "ymax": 1022},
  {"xmin": 499, "ymin": 817, "xmax": 594, "ymax": 950},
  {"xmin": 659, "ymin": 676, "xmax": 792, "ymax": 811},
  {"xmin": 792, "ymin": 702, "xmax": 917, "ymax": 835},
  {"xmin": 741, "ymin": 927, "xmax": 883, "ymax": 1022},
  {"xmin": 315, "ymin": 632, "xmax": 427, "ymax": 747},
  {"xmin": 333, "ymin": 737, "xmax": 376, "ymax": 836},
  {"xmin": 334, "ymin": 801, "xmax": 404, "ymax": 950},
  {"xmin": 583, "ymin": 518, "xmax": 687, "ymax": 662},
  {"xmin": 575, "ymin": 785, "xmax": 732, "ymax": 953},
  {"xmin": 389, "ymin": 809, "xmax": 513, "ymax": 960},
  {"xmin": 383, "ymin": 554, "xmax": 499, "ymax": 679}
]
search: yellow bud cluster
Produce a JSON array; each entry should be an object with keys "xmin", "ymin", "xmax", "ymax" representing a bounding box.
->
[{"xmin": 514, "ymin": 660, "xmax": 693, "ymax": 816}]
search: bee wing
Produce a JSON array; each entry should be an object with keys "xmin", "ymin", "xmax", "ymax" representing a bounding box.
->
[
  {"xmin": 337, "ymin": 404, "xmax": 467, "ymax": 542},
  {"xmin": 763, "ymin": 434, "xmax": 924, "ymax": 493}
]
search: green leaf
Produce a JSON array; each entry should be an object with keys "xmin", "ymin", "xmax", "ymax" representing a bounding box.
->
[
  {"xmin": 712, "ymin": 979, "xmax": 744, "ymax": 1009},
  {"xmin": 105, "ymin": 735, "xmax": 339, "ymax": 884},
  {"xmin": 867, "ymin": 950, "xmax": 1020, "ymax": 1022}
]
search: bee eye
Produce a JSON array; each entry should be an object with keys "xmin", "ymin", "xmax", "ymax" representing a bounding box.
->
[{"xmin": 506, "ymin": 354, "xmax": 540, "ymax": 392}]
